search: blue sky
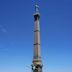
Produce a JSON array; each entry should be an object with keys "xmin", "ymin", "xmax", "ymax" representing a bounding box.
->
[{"xmin": 0, "ymin": 0, "xmax": 72, "ymax": 72}]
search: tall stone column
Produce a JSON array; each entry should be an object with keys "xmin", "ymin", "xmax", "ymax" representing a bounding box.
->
[{"xmin": 32, "ymin": 5, "xmax": 43, "ymax": 72}]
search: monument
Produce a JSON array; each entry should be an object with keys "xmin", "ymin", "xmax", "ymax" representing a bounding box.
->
[{"xmin": 31, "ymin": 4, "xmax": 43, "ymax": 72}]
